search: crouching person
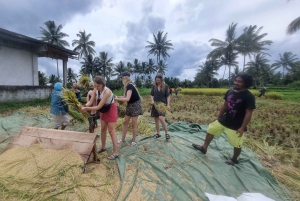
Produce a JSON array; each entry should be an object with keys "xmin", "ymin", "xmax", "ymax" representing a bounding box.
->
[
  {"xmin": 50, "ymin": 82, "xmax": 70, "ymax": 130},
  {"xmin": 192, "ymin": 74, "xmax": 256, "ymax": 165}
]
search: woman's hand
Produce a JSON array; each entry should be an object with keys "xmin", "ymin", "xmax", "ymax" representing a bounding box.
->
[
  {"xmin": 81, "ymin": 106, "xmax": 87, "ymax": 112},
  {"xmin": 167, "ymin": 105, "xmax": 170, "ymax": 110},
  {"xmin": 151, "ymin": 100, "xmax": 155, "ymax": 105}
]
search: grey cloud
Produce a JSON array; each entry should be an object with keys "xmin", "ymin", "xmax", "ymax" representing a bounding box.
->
[
  {"xmin": 165, "ymin": 40, "xmax": 212, "ymax": 77},
  {"xmin": 0, "ymin": 0, "xmax": 102, "ymax": 38}
]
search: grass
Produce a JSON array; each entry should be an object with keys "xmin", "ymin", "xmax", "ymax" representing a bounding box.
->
[
  {"xmin": 113, "ymin": 87, "xmax": 151, "ymax": 96},
  {"xmin": 0, "ymin": 99, "xmax": 50, "ymax": 114}
]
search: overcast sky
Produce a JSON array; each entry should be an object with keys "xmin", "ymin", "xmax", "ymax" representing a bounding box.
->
[{"xmin": 0, "ymin": 0, "xmax": 299, "ymax": 81}]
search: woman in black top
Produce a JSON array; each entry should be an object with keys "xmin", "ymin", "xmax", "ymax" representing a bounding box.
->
[
  {"xmin": 115, "ymin": 72, "xmax": 143, "ymax": 146},
  {"xmin": 151, "ymin": 73, "xmax": 170, "ymax": 139}
]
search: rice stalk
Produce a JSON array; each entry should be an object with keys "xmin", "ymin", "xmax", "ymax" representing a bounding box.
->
[{"xmin": 79, "ymin": 76, "xmax": 91, "ymax": 92}]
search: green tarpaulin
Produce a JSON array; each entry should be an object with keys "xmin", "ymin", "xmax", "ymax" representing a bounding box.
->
[
  {"xmin": 0, "ymin": 112, "xmax": 291, "ymax": 201},
  {"xmin": 115, "ymin": 122, "xmax": 290, "ymax": 201}
]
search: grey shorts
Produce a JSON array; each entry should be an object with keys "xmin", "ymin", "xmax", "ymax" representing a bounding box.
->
[{"xmin": 52, "ymin": 114, "xmax": 70, "ymax": 128}]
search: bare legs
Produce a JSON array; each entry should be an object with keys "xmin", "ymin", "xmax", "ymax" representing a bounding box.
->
[
  {"xmin": 100, "ymin": 120, "xmax": 118, "ymax": 155},
  {"xmin": 195, "ymin": 133, "xmax": 241, "ymax": 165},
  {"xmin": 154, "ymin": 116, "xmax": 168, "ymax": 136},
  {"xmin": 120, "ymin": 115, "xmax": 138, "ymax": 143}
]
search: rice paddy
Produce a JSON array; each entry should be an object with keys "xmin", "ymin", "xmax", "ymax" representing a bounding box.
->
[{"xmin": 0, "ymin": 92, "xmax": 299, "ymax": 200}]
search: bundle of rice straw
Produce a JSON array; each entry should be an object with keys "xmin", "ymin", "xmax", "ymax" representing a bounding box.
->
[
  {"xmin": 154, "ymin": 102, "xmax": 167, "ymax": 114},
  {"xmin": 117, "ymin": 102, "xmax": 127, "ymax": 118},
  {"xmin": 68, "ymin": 109, "xmax": 86, "ymax": 123},
  {"xmin": 116, "ymin": 117, "xmax": 153, "ymax": 136},
  {"xmin": 174, "ymin": 87, "xmax": 182, "ymax": 92},
  {"xmin": 61, "ymin": 88, "xmax": 89, "ymax": 123},
  {"xmin": 79, "ymin": 75, "xmax": 91, "ymax": 91}
]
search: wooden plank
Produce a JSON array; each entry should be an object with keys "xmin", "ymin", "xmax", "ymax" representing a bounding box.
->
[{"xmin": 20, "ymin": 127, "xmax": 97, "ymax": 143}]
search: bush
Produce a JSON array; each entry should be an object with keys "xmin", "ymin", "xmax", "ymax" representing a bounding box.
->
[
  {"xmin": 181, "ymin": 88, "xmax": 259, "ymax": 96},
  {"xmin": 288, "ymin": 81, "xmax": 300, "ymax": 90},
  {"xmin": 265, "ymin": 92, "xmax": 283, "ymax": 100}
]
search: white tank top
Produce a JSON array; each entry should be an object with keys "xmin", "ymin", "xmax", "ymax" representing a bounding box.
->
[{"xmin": 98, "ymin": 87, "xmax": 114, "ymax": 104}]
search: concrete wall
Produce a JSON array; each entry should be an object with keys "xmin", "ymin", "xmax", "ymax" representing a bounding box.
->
[
  {"xmin": 0, "ymin": 86, "xmax": 52, "ymax": 102},
  {"xmin": 0, "ymin": 46, "xmax": 38, "ymax": 86}
]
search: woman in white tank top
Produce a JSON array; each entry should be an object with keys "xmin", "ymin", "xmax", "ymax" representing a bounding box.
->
[{"xmin": 82, "ymin": 76, "xmax": 118, "ymax": 160}]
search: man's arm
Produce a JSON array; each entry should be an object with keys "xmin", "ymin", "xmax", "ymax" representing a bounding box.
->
[
  {"xmin": 237, "ymin": 109, "xmax": 254, "ymax": 137},
  {"xmin": 216, "ymin": 100, "xmax": 227, "ymax": 119}
]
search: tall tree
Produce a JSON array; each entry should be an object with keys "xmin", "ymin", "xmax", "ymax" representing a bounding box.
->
[
  {"xmin": 48, "ymin": 74, "xmax": 61, "ymax": 86},
  {"xmin": 38, "ymin": 71, "xmax": 48, "ymax": 86},
  {"xmin": 197, "ymin": 59, "xmax": 221, "ymax": 87},
  {"xmin": 245, "ymin": 53, "xmax": 270, "ymax": 87},
  {"xmin": 272, "ymin": 52, "xmax": 299, "ymax": 81},
  {"xmin": 146, "ymin": 30, "xmax": 174, "ymax": 63},
  {"xmin": 114, "ymin": 61, "xmax": 126, "ymax": 78},
  {"xmin": 287, "ymin": 16, "xmax": 300, "ymax": 35},
  {"xmin": 157, "ymin": 60, "xmax": 168, "ymax": 75},
  {"xmin": 96, "ymin": 52, "xmax": 114, "ymax": 80},
  {"xmin": 72, "ymin": 30, "xmax": 96, "ymax": 59},
  {"xmin": 132, "ymin": 58, "xmax": 141, "ymax": 79},
  {"xmin": 67, "ymin": 68, "xmax": 77, "ymax": 86},
  {"xmin": 39, "ymin": 20, "xmax": 69, "ymax": 47},
  {"xmin": 146, "ymin": 58, "xmax": 157, "ymax": 76},
  {"xmin": 236, "ymin": 25, "xmax": 273, "ymax": 72},
  {"xmin": 80, "ymin": 54, "xmax": 97, "ymax": 77},
  {"xmin": 207, "ymin": 22, "xmax": 239, "ymax": 82}
]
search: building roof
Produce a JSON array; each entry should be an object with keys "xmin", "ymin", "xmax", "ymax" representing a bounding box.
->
[{"xmin": 0, "ymin": 28, "xmax": 78, "ymax": 60}]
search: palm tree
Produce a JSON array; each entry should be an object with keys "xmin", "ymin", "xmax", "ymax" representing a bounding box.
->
[
  {"xmin": 114, "ymin": 61, "xmax": 126, "ymax": 78},
  {"xmin": 146, "ymin": 30, "xmax": 174, "ymax": 63},
  {"xmin": 146, "ymin": 58, "xmax": 157, "ymax": 76},
  {"xmin": 236, "ymin": 25, "xmax": 273, "ymax": 72},
  {"xmin": 157, "ymin": 60, "xmax": 168, "ymax": 75},
  {"xmin": 272, "ymin": 52, "xmax": 299, "ymax": 82},
  {"xmin": 106, "ymin": 66, "xmax": 115, "ymax": 87},
  {"xmin": 38, "ymin": 71, "xmax": 48, "ymax": 86},
  {"xmin": 39, "ymin": 20, "xmax": 69, "ymax": 47},
  {"xmin": 245, "ymin": 53, "xmax": 270, "ymax": 87},
  {"xmin": 67, "ymin": 68, "xmax": 77, "ymax": 86},
  {"xmin": 198, "ymin": 59, "xmax": 221, "ymax": 87},
  {"xmin": 230, "ymin": 66, "xmax": 243, "ymax": 80},
  {"xmin": 219, "ymin": 52, "xmax": 239, "ymax": 82},
  {"xmin": 72, "ymin": 30, "xmax": 96, "ymax": 59},
  {"xmin": 125, "ymin": 62, "xmax": 133, "ymax": 73},
  {"xmin": 80, "ymin": 54, "xmax": 97, "ymax": 77},
  {"xmin": 132, "ymin": 58, "xmax": 141, "ymax": 79},
  {"xmin": 48, "ymin": 74, "xmax": 61, "ymax": 86},
  {"xmin": 287, "ymin": 16, "xmax": 300, "ymax": 34},
  {"xmin": 207, "ymin": 22, "xmax": 239, "ymax": 82},
  {"xmin": 96, "ymin": 52, "xmax": 113, "ymax": 79},
  {"xmin": 39, "ymin": 20, "xmax": 69, "ymax": 78}
]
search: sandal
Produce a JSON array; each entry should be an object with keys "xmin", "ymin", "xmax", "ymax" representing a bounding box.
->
[
  {"xmin": 97, "ymin": 147, "xmax": 106, "ymax": 153},
  {"xmin": 165, "ymin": 133, "xmax": 170, "ymax": 140},
  {"xmin": 107, "ymin": 153, "xmax": 119, "ymax": 160},
  {"xmin": 118, "ymin": 139, "xmax": 125, "ymax": 144},
  {"xmin": 131, "ymin": 141, "xmax": 137, "ymax": 146},
  {"xmin": 192, "ymin": 144, "xmax": 207, "ymax": 154},
  {"xmin": 153, "ymin": 134, "xmax": 161, "ymax": 139},
  {"xmin": 225, "ymin": 158, "xmax": 239, "ymax": 166}
]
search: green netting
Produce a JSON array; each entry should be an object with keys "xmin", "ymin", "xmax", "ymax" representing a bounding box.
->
[{"xmin": 115, "ymin": 122, "xmax": 290, "ymax": 201}]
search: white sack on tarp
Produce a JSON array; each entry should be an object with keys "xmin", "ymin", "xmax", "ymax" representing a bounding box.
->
[{"xmin": 205, "ymin": 192, "xmax": 275, "ymax": 201}]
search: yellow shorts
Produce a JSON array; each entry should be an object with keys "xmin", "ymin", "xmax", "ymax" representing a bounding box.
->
[{"xmin": 207, "ymin": 120, "xmax": 244, "ymax": 148}]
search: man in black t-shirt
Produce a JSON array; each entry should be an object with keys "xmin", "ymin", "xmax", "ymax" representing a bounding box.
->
[{"xmin": 192, "ymin": 74, "xmax": 256, "ymax": 165}]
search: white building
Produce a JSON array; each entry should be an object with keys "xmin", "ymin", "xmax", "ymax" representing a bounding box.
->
[{"xmin": 0, "ymin": 28, "xmax": 78, "ymax": 86}]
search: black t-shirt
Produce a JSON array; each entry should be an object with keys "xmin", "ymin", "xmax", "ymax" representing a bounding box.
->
[
  {"xmin": 127, "ymin": 83, "xmax": 140, "ymax": 103},
  {"xmin": 218, "ymin": 89, "xmax": 256, "ymax": 130}
]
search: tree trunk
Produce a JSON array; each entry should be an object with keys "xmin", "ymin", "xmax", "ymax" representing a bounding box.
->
[
  {"xmin": 228, "ymin": 65, "xmax": 231, "ymax": 87},
  {"xmin": 222, "ymin": 65, "xmax": 227, "ymax": 80},
  {"xmin": 56, "ymin": 59, "xmax": 60, "ymax": 78},
  {"xmin": 243, "ymin": 55, "xmax": 246, "ymax": 73}
]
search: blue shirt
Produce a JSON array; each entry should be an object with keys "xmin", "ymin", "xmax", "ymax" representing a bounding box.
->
[{"xmin": 50, "ymin": 90, "xmax": 67, "ymax": 115}]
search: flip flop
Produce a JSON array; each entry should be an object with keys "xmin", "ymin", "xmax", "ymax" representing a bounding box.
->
[
  {"xmin": 225, "ymin": 158, "xmax": 239, "ymax": 166},
  {"xmin": 107, "ymin": 153, "xmax": 119, "ymax": 160},
  {"xmin": 97, "ymin": 147, "xmax": 106, "ymax": 153},
  {"xmin": 165, "ymin": 133, "xmax": 170, "ymax": 140},
  {"xmin": 153, "ymin": 134, "xmax": 161, "ymax": 139},
  {"xmin": 192, "ymin": 144, "xmax": 207, "ymax": 154}
]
